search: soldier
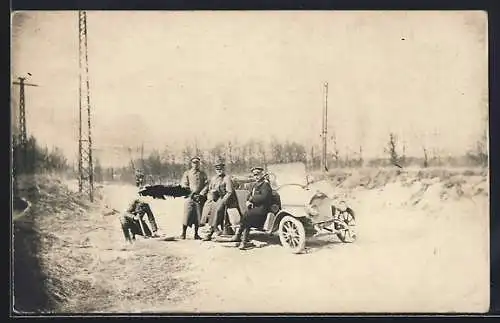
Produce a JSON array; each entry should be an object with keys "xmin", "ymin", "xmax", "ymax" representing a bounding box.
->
[
  {"xmin": 119, "ymin": 198, "xmax": 159, "ymax": 243},
  {"xmin": 135, "ymin": 169, "xmax": 145, "ymax": 187},
  {"xmin": 200, "ymin": 157, "xmax": 236, "ymax": 241},
  {"xmin": 180, "ymin": 156, "xmax": 208, "ymax": 240},
  {"xmin": 230, "ymin": 166, "xmax": 273, "ymax": 250}
]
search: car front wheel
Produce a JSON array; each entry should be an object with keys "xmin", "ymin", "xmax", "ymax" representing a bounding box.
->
[
  {"xmin": 278, "ymin": 215, "xmax": 306, "ymax": 254},
  {"xmin": 336, "ymin": 208, "xmax": 356, "ymax": 243}
]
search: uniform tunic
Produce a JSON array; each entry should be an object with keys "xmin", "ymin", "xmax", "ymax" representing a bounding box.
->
[
  {"xmin": 241, "ymin": 180, "xmax": 273, "ymax": 229},
  {"xmin": 200, "ymin": 173, "xmax": 236, "ymax": 227},
  {"xmin": 181, "ymin": 168, "xmax": 208, "ymax": 227},
  {"xmin": 120, "ymin": 199, "xmax": 158, "ymax": 240}
]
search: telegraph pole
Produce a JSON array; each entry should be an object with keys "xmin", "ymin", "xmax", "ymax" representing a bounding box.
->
[
  {"xmin": 78, "ymin": 11, "xmax": 95, "ymax": 202},
  {"xmin": 12, "ymin": 74, "xmax": 38, "ymax": 201},
  {"xmin": 13, "ymin": 75, "xmax": 38, "ymax": 169},
  {"xmin": 321, "ymin": 82, "xmax": 329, "ymax": 172}
]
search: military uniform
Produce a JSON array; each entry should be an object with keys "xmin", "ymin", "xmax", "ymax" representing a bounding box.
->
[
  {"xmin": 200, "ymin": 173, "xmax": 236, "ymax": 227},
  {"xmin": 241, "ymin": 179, "xmax": 273, "ymax": 229},
  {"xmin": 230, "ymin": 166, "xmax": 272, "ymax": 249},
  {"xmin": 200, "ymin": 158, "xmax": 237, "ymax": 240},
  {"xmin": 120, "ymin": 199, "xmax": 158, "ymax": 242},
  {"xmin": 135, "ymin": 170, "xmax": 145, "ymax": 187},
  {"xmin": 181, "ymin": 168, "xmax": 208, "ymax": 227}
]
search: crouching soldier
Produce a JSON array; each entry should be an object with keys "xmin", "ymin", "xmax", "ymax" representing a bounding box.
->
[
  {"xmin": 120, "ymin": 198, "xmax": 159, "ymax": 243},
  {"xmin": 230, "ymin": 166, "xmax": 273, "ymax": 249}
]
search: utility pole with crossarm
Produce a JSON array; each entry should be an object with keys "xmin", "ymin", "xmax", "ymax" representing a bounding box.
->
[{"xmin": 12, "ymin": 75, "xmax": 38, "ymax": 173}]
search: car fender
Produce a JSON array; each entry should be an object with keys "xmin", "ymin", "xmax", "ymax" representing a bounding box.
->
[{"xmin": 269, "ymin": 208, "xmax": 308, "ymax": 233}]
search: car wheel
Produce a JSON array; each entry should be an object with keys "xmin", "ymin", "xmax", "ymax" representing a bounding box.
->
[
  {"xmin": 336, "ymin": 208, "xmax": 356, "ymax": 243},
  {"xmin": 278, "ymin": 215, "xmax": 306, "ymax": 254}
]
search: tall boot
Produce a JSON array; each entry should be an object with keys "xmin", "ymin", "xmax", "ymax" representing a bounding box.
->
[
  {"xmin": 239, "ymin": 228, "xmax": 252, "ymax": 250},
  {"xmin": 180, "ymin": 225, "xmax": 187, "ymax": 240},
  {"xmin": 202, "ymin": 227, "xmax": 214, "ymax": 241},
  {"xmin": 120, "ymin": 216, "xmax": 133, "ymax": 243},
  {"xmin": 230, "ymin": 226, "xmax": 243, "ymax": 243},
  {"xmin": 194, "ymin": 224, "xmax": 201, "ymax": 240},
  {"xmin": 122, "ymin": 225, "xmax": 132, "ymax": 243},
  {"xmin": 222, "ymin": 223, "xmax": 235, "ymax": 236},
  {"xmin": 222, "ymin": 213, "xmax": 234, "ymax": 236}
]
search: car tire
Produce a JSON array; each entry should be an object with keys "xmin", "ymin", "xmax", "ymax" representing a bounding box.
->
[
  {"xmin": 336, "ymin": 208, "xmax": 356, "ymax": 243},
  {"xmin": 278, "ymin": 215, "xmax": 306, "ymax": 254}
]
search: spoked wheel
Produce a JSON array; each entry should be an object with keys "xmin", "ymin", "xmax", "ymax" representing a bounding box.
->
[
  {"xmin": 335, "ymin": 208, "xmax": 356, "ymax": 243},
  {"xmin": 278, "ymin": 215, "xmax": 306, "ymax": 254}
]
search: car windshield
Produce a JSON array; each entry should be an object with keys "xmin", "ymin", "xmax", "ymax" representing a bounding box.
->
[{"xmin": 266, "ymin": 162, "xmax": 308, "ymax": 188}]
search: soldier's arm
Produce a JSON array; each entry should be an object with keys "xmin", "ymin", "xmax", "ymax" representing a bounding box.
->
[
  {"xmin": 180, "ymin": 171, "xmax": 189, "ymax": 188},
  {"xmin": 202, "ymin": 172, "xmax": 209, "ymax": 191},
  {"xmin": 220, "ymin": 175, "xmax": 234, "ymax": 205},
  {"xmin": 126, "ymin": 199, "xmax": 138, "ymax": 213},
  {"xmin": 246, "ymin": 184, "xmax": 253, "ymax": 201},
  {"xmin": 249, "ymin": 182, "xmax": 272, "ymax": 205},
  {"xmin": 199, "ymin": 176, "xmax": 211, "ymax": 196}
]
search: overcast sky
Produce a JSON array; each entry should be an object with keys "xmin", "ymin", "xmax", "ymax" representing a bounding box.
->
[{"xmin": 11, "ymin": 11, "xmax": 487, "ymax": 167}]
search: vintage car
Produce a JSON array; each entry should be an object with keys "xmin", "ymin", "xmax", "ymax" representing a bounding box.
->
[{"xmin": 229, "ymin": 163, "xmax": 356, "ymax": 254}]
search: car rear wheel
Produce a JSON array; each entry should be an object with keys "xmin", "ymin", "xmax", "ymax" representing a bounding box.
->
[
  {"xmin": 336, "ymin": 208, "xmax": 356, "ymax": 243},
  {"xmin": 278, "ymin": 215, "xmax": 306, "ymax": 254}
]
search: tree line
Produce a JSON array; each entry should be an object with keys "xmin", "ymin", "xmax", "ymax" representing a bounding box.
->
[
  {"xmin": 13, "ymin": 135, "xmax": 70, "ymax": 176},
  {"xmin": 94, "ymin": 133, "xmax": 488, "ymax": 185},
  {"xmin": 11, "ymin": 132, "xmax": 487, "ymax": 186}
]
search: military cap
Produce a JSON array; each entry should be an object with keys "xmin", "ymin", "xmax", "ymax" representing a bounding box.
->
[
  {"xmin": 214, "ymin": 157, "xmax": 226, "ymax": 167},
  {"xmin": 251, "ymin": 166, "xmax": 265, "ymax": 173},
  {"xmin": 190, "ymin": 156, "xmax": 201, "ymax": 163}
]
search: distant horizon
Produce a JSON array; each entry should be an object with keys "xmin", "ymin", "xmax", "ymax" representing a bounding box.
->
[{"xmin": 15, "ymin": 132, "xmax": 485, "ymax": 169}]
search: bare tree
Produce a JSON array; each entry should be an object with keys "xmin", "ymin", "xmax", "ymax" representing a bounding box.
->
[
  {"xmin": 402, "ymin": 141, "xmax": 407, "ymax": 166},
  {"xmin": 332, "ymin": 134, "xmax": 340, "ymax": 167},
  {"xmin": 257, "ymin": 141, "xmax": 267, "ymax": 166},
  {"xmin": 385, "ymin": 132, "xmax": 402, "ymax": 168},
  {"xmin": 181, "ymin": 144, "xmax": 193, "ymax": 165},
  {"xmin": 93, "ymin": 157, "xmax": 103, "ymax": 182},
  {"xmin": 422, "ymin": 146, "xmax": 429, "ymax": 168},
  {"xmin": 226, "ymin": 141, "xmax": 233, "ymax": 164},
  {"xmin": 270, "ymin": 138, "xmax": 283, "ymax": 164},
  {"xmin": 309, "ymin": 146, "xmax": 315, "ymax": 169},
  {"xmin": 344, "ymin": 145, "xmax": 350, "ymax": 168},
  {"xmin": 467, "ymin": 132, "xmax": 488, "ymax": 167},
  {"xmin": 359, "ymin": 145, "xmax": 364, "ymax": 167}
]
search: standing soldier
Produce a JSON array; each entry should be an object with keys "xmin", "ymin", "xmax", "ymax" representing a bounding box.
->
[
  {"xmin": 200, "ymin": 157, "xmax": 236, "ymax": 241},
  {"xmin": 180, "ymin": 157, "xmax": 208, "ymax": 240},
  {"xmin": 135, "ymin": 168, "xmax": 145, "ymax": 187}
]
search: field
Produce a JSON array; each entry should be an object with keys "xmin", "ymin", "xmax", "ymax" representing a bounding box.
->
[{"xmin": 12, "ymin": 166, "xmax": 489, "ymax": 313}]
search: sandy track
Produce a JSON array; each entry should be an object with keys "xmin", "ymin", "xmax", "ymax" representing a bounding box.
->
[{"xmin": 81, "ymin": 182, "xmax": 489, "ymax": 313}]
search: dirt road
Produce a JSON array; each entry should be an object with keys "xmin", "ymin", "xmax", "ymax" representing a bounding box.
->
[{"xmin": 79, "ymin": 181, "xmax": 488, "ymax": 313}]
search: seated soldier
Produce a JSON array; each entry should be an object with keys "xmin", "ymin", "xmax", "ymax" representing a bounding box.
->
[
  {"xmin": 200, "ymin": 158, "xmax": 236, "ymax": 241},
  {"xmin": 230, "ymin": 166, "xmax": 273, "ymax": 250},
  {"xmin": 119, "ymin": 198, "xmax": 159, "ymax": 243}
]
